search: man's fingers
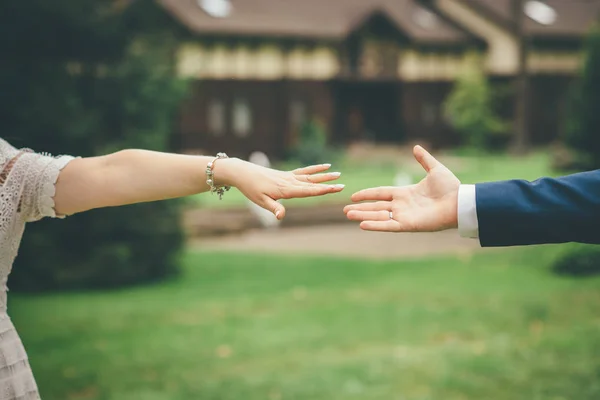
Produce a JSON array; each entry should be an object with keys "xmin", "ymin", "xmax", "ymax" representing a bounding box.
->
[
  {"xmin": 292, "ymin": 164, "xmax": 331, "ymax": 175},
  {"xmin": 351, "ymin": 187, "xmax": 396, "ymax": 202},
  {"xmin": 346, "ymin": 210, "xmax": 391, "ymax": 222},
  {"xmin": 359, "ymin": 220, "xmax": 400, "ymax": 232},
  {"xmin": 413, "ymin": 145, "xmax": 442, "ymax": 173},
  {"xmin": 343, "ymin": 201, "xmax": 391, "ymax": 214},
  {"xmin": 296, "ymin": 172, "xmax": 341, "ymax": 184}
]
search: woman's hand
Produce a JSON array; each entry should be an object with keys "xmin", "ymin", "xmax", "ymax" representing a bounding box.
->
[
  {"xmin": 215, "ymin": 158, "xmax": 344, "ymax": 220},
  {"xmin": 343, "ymin": 146, "xmax": 460, "ymax": 232}
]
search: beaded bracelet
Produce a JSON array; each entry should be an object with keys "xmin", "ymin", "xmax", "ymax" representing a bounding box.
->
[{"xmin": 205, "ymin": 152, "xmax": 231, "ymax": 200}]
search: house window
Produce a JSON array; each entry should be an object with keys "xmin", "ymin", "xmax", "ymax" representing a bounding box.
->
[
  {"xmin": 232, "ymin": 98, "xmax": 252, "ymax": 137},
  {"xmin": 413, "ymin": 8, "xmax": 439, "ymax": 30},
  {"xmin": 207, "ymin": 99, "xmax": 225, "ymax": 136},
  {"xmin": 524, "ymin": 1, "xmax": 557, "ymax": 26},
  {"xmin": 359, "ymin": 40, "xmax": 399, "ymax": 78},
  {"xmin": 199, "ymin": 0, "xmax": 232, "ymax": 18}
]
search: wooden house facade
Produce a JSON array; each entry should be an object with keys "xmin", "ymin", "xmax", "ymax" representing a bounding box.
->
[{"xmin": 159, "ymin": 0, "xmax": 600, "ymax": 158}]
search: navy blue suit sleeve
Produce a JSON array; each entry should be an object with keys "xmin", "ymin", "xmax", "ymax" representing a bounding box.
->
[{"xmin": 475, "ymin": 170, "xmax": 600, "ymax": 247}]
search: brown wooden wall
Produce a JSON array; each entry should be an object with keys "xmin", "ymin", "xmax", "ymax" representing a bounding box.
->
[
  {"xmin": 528, "ymin": 75, "xmax": 574, "ymax": 145},
  {"xmin": 401, "ymin": 82, "xmax": 460, "ymax": 148},
  {"xmin": 175, "ymin": 75, "xmax": 574, "ymax": 158},
  {"xmin": 492, "ymin": 74, "xmax": 575, "ymax": 146},
  {"xmin": 176, "ymin": 80, "xmax": 334, "ymax": 160},
  {"xmin": 283, "ymin": 81, "xmax": 335, "ymax": 148},
  {"xmin": 177, "ymin": 80, "xmax": 285, "ymax": 159}
]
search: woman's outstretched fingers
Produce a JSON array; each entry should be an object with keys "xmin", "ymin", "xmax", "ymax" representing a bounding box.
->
[
  {"xmin": 285, "ymin": 183, "xmax": 344, "ymax": 198},
  {"xmin": 316, "ymin": 183, "xmax": 345, "ymax": 196},
  {"xmin": 347, "ymin": 210, "xmax": 391, "ymax": 222},
  {"xmin": 351, "ymin": 187, "xmax": 396, "ymax": 202},
  {"xmin": 344, "ymin": 201, "xmax": 391, "ymax": 214},
  {"xmin": 263, "ymin": 196, "xmax": 286, "ymax": 220},
  {"xmin": 413, "ymin": 145, "xmax": 441, "ymax": 173},
  {"xmin": 359, "ymin": 220, "xmax": 399, "ymax": 232},
  {"xmin": 297, "ymin": 172, "xmax": 341, "ymax": 184},
  {"xmin": 292, "ymin": 164, "xmax": 331, "ymax": 175}
]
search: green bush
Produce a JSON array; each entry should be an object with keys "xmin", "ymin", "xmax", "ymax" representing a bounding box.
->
[
  {"xmin": 2, "ymin": 1, "xmax": 189, "ymax": 291},
  {"xmin": 552, "ymin": 24, "xmax": 600, "ymax": 278},
  {"xmin": 552, "ymin": 246, "xmax": 600, "ymax": 278},
  {"xmin": 564, "ymin": 24, "xmax": 600, "ymax": 170},
  {"xmin": 443, "ymin": 57, "xmax": 507, "ymax": 150},
  {"xmin": 292, "ymin": 119, "xmax": 335, "ymax": 165},
  {"xmin": 13, "ymin": 202, "xmax": 184, "ymax": 291}
]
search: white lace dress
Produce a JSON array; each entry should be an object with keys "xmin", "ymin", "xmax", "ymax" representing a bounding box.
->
[{"xmin": 0, "ymin": 138, "xmax": 76, "ymax": 399}]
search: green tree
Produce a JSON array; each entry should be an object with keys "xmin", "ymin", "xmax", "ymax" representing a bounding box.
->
[
  {"xmin": 564, "ymin": 24, "xmax": 600, "ymax": 170},
  {"xmin": 293, "ymin": 119, "xmax": 332, "ymax": 165},
  {"xmin": 0, "ymin": 1, "xmax": 190, "ymax": 291},
  {"xmin": 552, "ymin": 23, "xmax": 600, "ymax": 279},
  {"xmin": 443, "ymin": 58, "xmax": 507, "ymax": 150}
]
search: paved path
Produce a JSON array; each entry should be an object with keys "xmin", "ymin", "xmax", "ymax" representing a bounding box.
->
[{"xmin": 191, "ymin": 224, "xmax": 480, "ymax": 260}]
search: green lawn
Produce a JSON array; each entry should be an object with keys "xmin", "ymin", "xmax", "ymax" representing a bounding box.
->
[
  {"xmin": 10, "ymin": 245, "xmax": 600, "ymax": 400},
  {"xmin": 191, "ymin": 151, "xmax": 555, "ymax": 209}
]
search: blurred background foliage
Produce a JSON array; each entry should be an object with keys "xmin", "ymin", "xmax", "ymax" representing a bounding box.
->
[
  {"xmin": 563, "ymin": 24, "xmax": 600, "ymax": 171},
  {"xmin": 551, "ymin": 23, "xmax": 600, "ymax": 278},
  {"xmin": 1, "ymin": 0, "xmax": 190, "ymax": 291},
  {"xmin": 443, "ymin": 56, "xmax": 509, "ymax": 151}
]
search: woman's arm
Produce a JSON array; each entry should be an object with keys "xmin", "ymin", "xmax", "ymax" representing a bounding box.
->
[{"xmin": 54, "ymin": 149, "xmax": 343, "ymax": 219}]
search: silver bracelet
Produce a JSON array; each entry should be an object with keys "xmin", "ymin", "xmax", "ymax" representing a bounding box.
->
[{"xmin": 205, "ymin": 152, "xmax": 231, "ymax": 200}]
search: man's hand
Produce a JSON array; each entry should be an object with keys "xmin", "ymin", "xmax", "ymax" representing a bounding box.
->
[{"xmin": 344, "ymin": 145, "xmax": 460, "ymax": 232}]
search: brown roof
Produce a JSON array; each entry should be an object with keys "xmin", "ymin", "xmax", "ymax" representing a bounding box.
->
[
  {"xmin": 464, "ymin": 0, "xmax": 600, "ymax": 37},
  {"xmin": 159, "ymin": 0, "xmax": 476, "ymax": 44}
]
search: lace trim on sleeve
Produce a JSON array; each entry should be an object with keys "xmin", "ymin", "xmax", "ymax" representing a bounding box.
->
[
  {"xmin": 16, "ymin": 152, "xmax": 77, "ymax": 222},
  {"xmin": 36, "ymin": 155, "xmax": 76, "ymax": 219}
]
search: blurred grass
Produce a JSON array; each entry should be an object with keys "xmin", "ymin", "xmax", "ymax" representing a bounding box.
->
[
  {"xmin": 191, "ymin": 150, "xmax": 555, "ymax": 209},
  {"xmin": 11, "ymin": 244, "xmax": 600, "ymax": 400}
]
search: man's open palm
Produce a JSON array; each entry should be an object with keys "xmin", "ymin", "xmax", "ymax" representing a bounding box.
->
[{"xmin": 344, "ymin": 146, "xmax": 460, "ymax": 232}]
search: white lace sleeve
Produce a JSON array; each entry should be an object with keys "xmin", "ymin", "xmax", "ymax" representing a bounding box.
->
[
  {"xmin": 17, "ymin": 151, "xmax": 77, "ymax": 222},
  {"xmin": 0, "ymin": 139, "xmax": 78, "ymax": 223}
]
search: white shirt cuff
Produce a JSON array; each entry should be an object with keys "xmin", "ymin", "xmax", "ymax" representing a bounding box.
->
[{"xmin": 457, "ymin": 184, "xmax": 479, "ymax": 238}]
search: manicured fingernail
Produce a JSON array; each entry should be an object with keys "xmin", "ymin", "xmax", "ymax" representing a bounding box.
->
[
  {"xmin": 332, "ymin": 184, "xmax": 345, "ymax": 189},
  {"xmin": 323, "ymin": 163, "xmax": 331, "ymax": 167},
  {"xmin": 330, "ymin": 172, "xmax": 341, "ymax": 177},
  {"xmin": 275, "ymin": 211, "xmax": 281, "ymax": 218}
]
